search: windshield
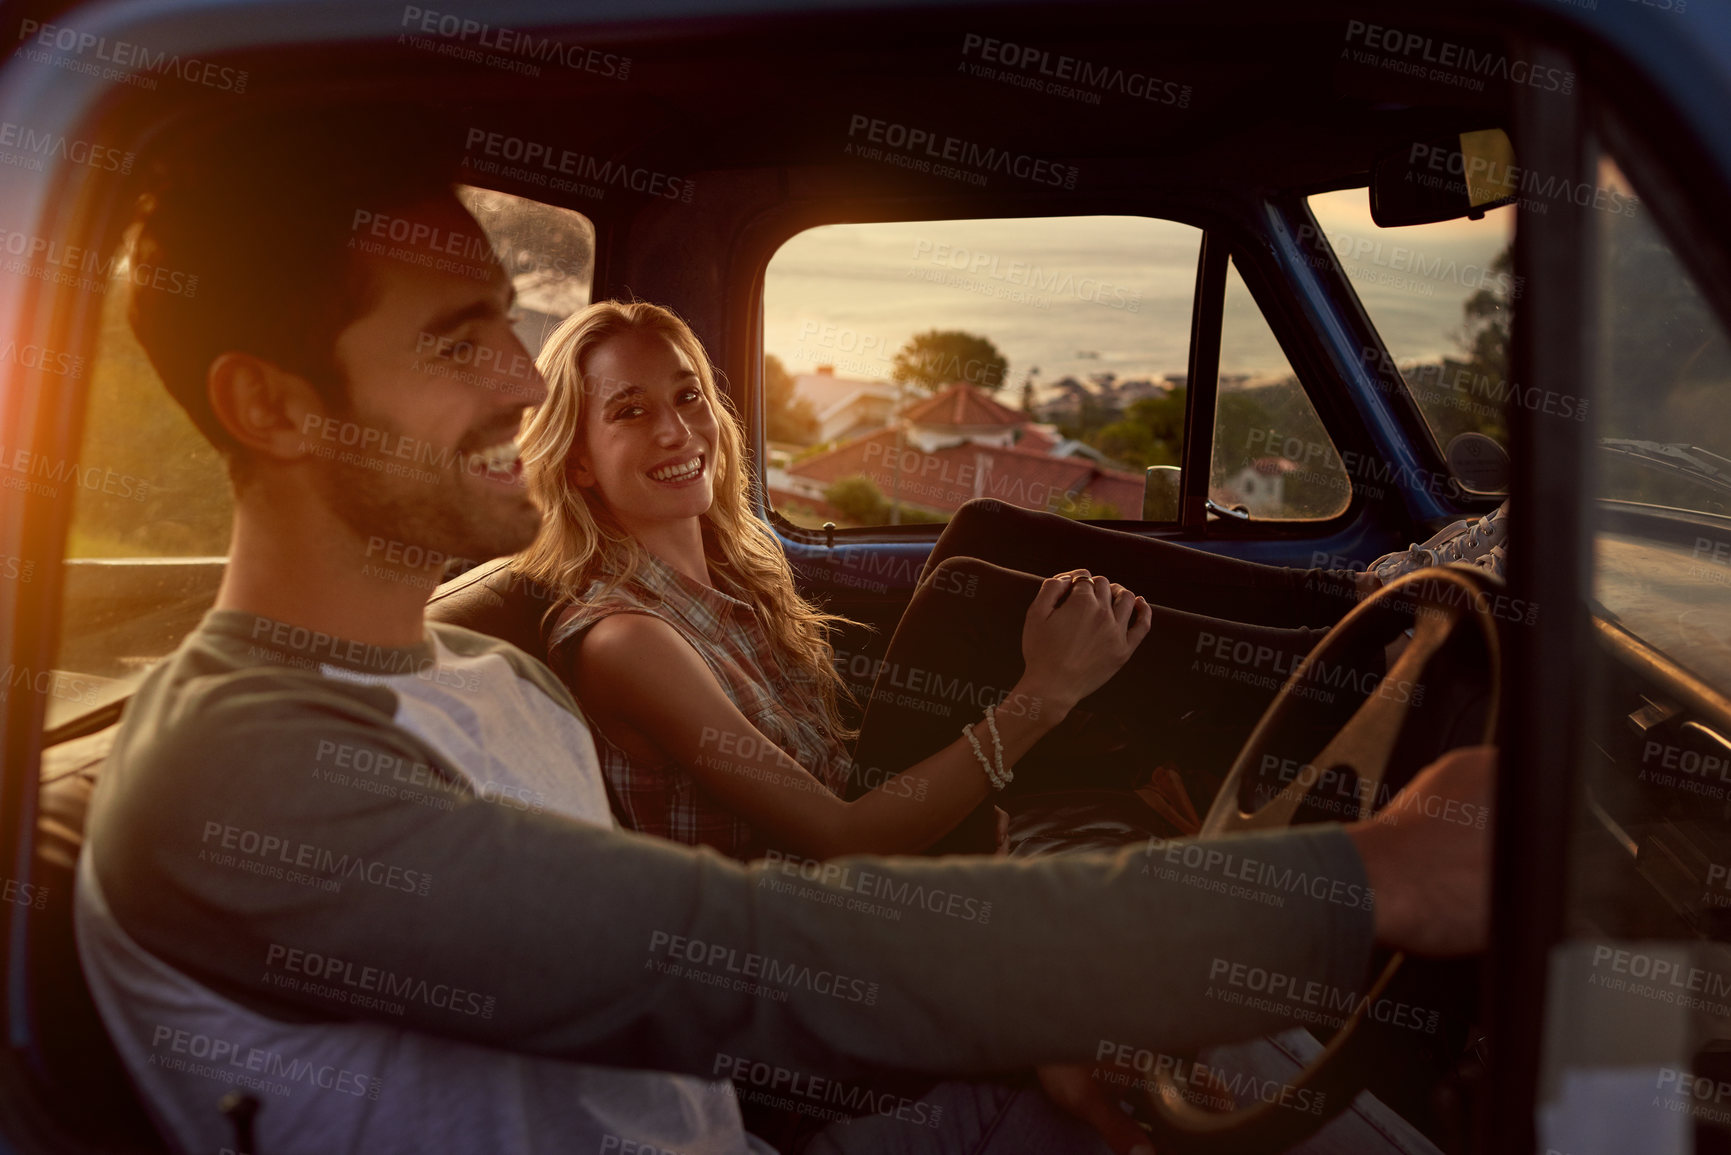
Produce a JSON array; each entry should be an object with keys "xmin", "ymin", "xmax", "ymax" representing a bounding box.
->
[{"xmin": 1307, "ymin": 188, "xmax": 1517, "ymax": 490}]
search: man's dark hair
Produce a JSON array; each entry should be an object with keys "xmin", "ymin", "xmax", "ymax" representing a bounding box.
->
[{"xmin": 128, "ymin": 107, "xmax": 462, "ymax": 456}]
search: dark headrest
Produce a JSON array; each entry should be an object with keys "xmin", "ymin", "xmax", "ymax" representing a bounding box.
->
[{"xmin": 426, "ymin": 558, "xmax": 568, "ymax": 677}]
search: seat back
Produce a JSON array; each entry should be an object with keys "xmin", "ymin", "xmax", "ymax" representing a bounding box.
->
[{"xmin": 426, "ymin": 558, "xmax": 571, "ymax": 681}]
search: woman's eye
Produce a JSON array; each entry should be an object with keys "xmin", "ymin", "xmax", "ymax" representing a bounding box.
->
[
  {"xmin": 438, "ymin": 339, "xmax": 474, "ymax": 361},
  {"xmin": 613, "ymin": 405, "xmax": 643, "ymax": 420},
  {"xmin": 678, "ymin": 388, "xmax": 702, "ymax": 404}
]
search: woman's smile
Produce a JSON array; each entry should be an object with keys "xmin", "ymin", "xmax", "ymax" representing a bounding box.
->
[{"xmin": 648, "ymin": 452, "xmax": 706, "ymax": 486}]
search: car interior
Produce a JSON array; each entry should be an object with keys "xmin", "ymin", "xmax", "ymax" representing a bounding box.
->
[{"xmin": 6, "ymin": 2, "xmax": 1731, "ymax": 1153}]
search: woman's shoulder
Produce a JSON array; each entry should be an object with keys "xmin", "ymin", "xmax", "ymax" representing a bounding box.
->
[{"xmin": 549, "ymin": 575, "xmax": 664, "ymax": 649}]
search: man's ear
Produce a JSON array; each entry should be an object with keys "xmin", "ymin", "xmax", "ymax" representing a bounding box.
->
[{"xmin": 207, "ymin": 352, "xmax": 330, "ymax": 462}]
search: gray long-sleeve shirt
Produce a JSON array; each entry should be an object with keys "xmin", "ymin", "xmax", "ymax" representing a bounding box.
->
[{"xmin": 77, "ymin": 610, "xmax": 1376, "ymax": 1155}]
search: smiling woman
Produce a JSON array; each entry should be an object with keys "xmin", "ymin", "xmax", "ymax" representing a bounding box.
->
[
  {"xmin": 505, "ymin": 303, "xmax": 872, "ymax": 855},
  {"xmin": 510, "ymin": 301, "xmax": 1395, "ymax": 869}
]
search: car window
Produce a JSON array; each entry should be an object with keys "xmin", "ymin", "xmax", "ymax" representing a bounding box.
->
[
  {"xmin": 45, "ymin": 188, "xmax": 592, "ymax": 727},
  {"xmin": 1540, "ymin": 149, "xmax": 1731, "ymax": 1152},
  {"xmin": 1307, "ymin": 188, "xmax": 1517, "ymax": 490},
  {"xmin": 1587, "ymin": 157, "xmax": 1731, "ymax": 685},
  {"xmin": 762, "ymin": 216, "xmax": 1200, "ymax": 528},
  {"xmin": 1208, "ymin": 256, "xmax": 1351, "ymax": 520}
]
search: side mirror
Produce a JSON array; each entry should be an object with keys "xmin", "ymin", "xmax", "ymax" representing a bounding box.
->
[
  {"xmin": 1370, "ymin": 128, "xmax": 1518, "ymax": 227},
  {"xmin": 1445, "ymin": 431, "xmax": 1511, "ymax": 494},
  {"xmin": 1143, "ymin": 465, "xmax": 1182, "ymax": 522}
]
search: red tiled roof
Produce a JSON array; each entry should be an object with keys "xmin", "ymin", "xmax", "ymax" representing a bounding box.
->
[
  {"xmin": 900, "ymin": 381, "xmax": 1028, "ymax": 429},
  {"xmin": 1080, "ymin": 473, "xmax": 1144, "ymax": 518},
  {"xmin": 1015, "ymin": 427, "xmax": 1057, "ymax": 453},
  {"xmin": 788, "ymin": 430, "xmax": 1143, "ymax": 518}
]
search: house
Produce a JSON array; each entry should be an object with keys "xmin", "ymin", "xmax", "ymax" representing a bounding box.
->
[
  {"xmin": 1212, "ymin": 456, "xmax": 1298, "ymax": 516},
  {"xmin": 791, "ymin": 367, "xmax": 902, "ymax": 444},
  {"xmin": 776, "ymin": 381, "xmax": 1145, "ymax": 522},
  {"xmin": 1033, "ymin": 376, "xmax": 1093, "ymax": 423}
]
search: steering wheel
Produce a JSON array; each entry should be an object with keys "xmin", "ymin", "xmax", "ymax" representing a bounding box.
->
[{"xmin": 1141, "ymin": 566, "xmax": 1503, "ymax": 1153}]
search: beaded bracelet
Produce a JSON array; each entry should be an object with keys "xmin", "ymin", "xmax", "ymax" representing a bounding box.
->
[
  {"xmin": 962, "ymin": 723, "xmax": 995, "ymax": 788},
  {"xmin": 983, "ymin": 703, "xmax": 1006, "ymax": 780},
  {"xmin": 961, "ymin": 705, "xmax": 1013, "ymax": 791}
]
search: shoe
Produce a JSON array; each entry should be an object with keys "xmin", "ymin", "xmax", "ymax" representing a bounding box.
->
[
  {"xmin": 1367, "ymin": 500, "xmax": 1509, "ymax": 586},
  {"xmin": 1469, "ymin": 539, "xmax": 1508, "ymax": 582}
]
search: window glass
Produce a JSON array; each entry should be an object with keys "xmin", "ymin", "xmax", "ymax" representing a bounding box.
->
[
  {"xmin": 762, "ymin": 216, "xmax": 1200, "ymax": 528},
  {"xmin": 1209, "ymin": 257, "xmax": 1351, "ymax": 520},
  {"xmin": 458, "ymin": 186, "xmax": 594, "ymax": 358},
  {"xmin": 1538, "ymin": 150, "xmax": 1731, "ymax": 1153},
  {"xmin": 46, "ymin": 189, "xmax": 591, "ymax": 724},
  {"xmin": 1307, "ymin": 188, "xmax": 1517, "ymax": 488},
  {"xmin": 1586, "ymin": 158, "xmax": 1731, "ymax": 683}
]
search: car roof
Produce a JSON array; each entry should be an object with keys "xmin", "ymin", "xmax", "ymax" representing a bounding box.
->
[{"xmin": 6, "ymin": 0, "xmax": 1729, "ymax": 215}]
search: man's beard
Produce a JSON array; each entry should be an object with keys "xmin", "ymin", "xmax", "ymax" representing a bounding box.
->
[{"xmin": 311, "ymin": 406, "xmax": 540, "ymax": 576}]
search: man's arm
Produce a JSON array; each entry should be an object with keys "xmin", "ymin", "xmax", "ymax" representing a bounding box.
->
[{"xmin": 91, "ymin": 689, "xmax": 1395, "ymax": 1084}]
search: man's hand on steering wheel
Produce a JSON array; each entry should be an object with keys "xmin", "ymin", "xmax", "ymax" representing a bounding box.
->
[
  {"xmin": 1346, "ymin": 744, "xmax": 1497, "ymax": 957},
  {"xmin": 1039, "ymin": 745, "xmax": 1497, "ymax": 1154}
]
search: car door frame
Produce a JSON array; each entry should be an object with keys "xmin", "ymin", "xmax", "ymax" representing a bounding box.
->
[{"xmin": 1484, "ymin": 13, "xmax": 1731, "ymax": 1149}]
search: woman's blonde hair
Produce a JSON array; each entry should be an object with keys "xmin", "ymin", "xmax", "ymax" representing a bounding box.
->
[{"xmin": 513, "ymin": 300, "xmax": 858, "ymax": 739}]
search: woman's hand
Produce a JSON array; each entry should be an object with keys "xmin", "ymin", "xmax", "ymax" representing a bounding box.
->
[{"xmin": 1019, "ymin": 570, "xmax": 1153, "ymax": 714}]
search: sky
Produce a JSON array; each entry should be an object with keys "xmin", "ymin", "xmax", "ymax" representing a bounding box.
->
[{"xmin": 762, "ymin": 192, "xmax": 1516, "ymax": 397}]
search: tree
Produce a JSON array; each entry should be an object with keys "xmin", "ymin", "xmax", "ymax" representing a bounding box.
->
[
  {"xmin": 825, "ymin": 476, "xmax": 890, "ymax": 524},
  {"xmin": 1397, "ymin": 243, "xmax": 1515, "ymax": 448},
  {"xmin": 763, "ymin": 355, "xmax": 818, "ymax": 445},
  {"xmin": 1456, "ymin": 245, "xmax": 1512, "ymax": 374},
  {"xmin": 822, "ymin": 475, "xmax": 946, "ymax": 526},
  {"xmin": 891, "ymin": 330, "xmax": 1009, "ymax": 393},
  {"xmin": 1090, "ymin": 388, "xmax": 1186, "ymax": 469},
  {"xmin": 1018, "ymin": 366, "xmax": 1039, "ymax": 415},
  {"xmin": 1054, "ymin": 379, "xmax": 1123, "ymax": 443}
]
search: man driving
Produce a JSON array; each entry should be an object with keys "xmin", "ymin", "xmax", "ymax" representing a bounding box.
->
[{"xmin": 75, "ymin": 109, "xmax": 1495, "ymax": 1155}]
